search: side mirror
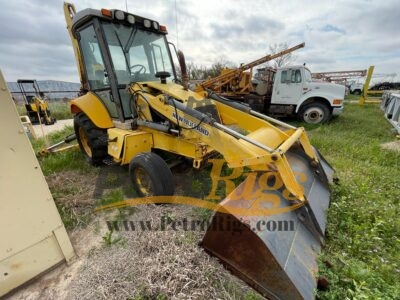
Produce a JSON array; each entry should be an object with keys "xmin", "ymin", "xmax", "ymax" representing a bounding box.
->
[{"xmin": 177, "ymin": 50, "xmax": 189, "ymax": 90}]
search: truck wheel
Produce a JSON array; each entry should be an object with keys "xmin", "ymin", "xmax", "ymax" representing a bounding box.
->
[
  {"xmin": 353, "ymin": 89, "xmax": 361, "ymax": 95},
  {"xmin": 74, "ymin": 112, "xmax": 108, "ymax": 165},
  {"xmin": 129, "ymin": 152, "xmax": 175, "ymax": 197},
  {"xmin": 299, "ymin": 102, "xmax": 330, "ymax": 124}
]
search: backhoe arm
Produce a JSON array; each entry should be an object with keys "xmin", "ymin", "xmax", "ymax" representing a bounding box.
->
[{"xmin": 64, "ymin": 2, "xmax": 87, "ymax": 90}]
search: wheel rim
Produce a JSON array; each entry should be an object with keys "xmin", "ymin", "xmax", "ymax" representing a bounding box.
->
[
  {"xmin": 133, "ymin": 167, "xmax": 154, "ymax": 196},
  {"xmin": 79, "ymin": 127, "xmax": 92, "ymax": 157},
  {"xmin": 303, "ymin": 107, "xmax": 325, "ymax": 124}
]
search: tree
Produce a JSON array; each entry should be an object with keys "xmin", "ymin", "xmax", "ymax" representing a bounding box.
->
[
  {"xmin": 184, "ymin": 56, "xmax": 235, "ymax": 80},
  {"xmin": 268, "ymin": 42, "xmax": 296, "ymax": 68},
  {"xmin": 186, "ymin": 62, "xmax": 207, "ymax": 80},
  {"xmin": 208, "ymin": 57, "xmax": 235, "ymax": 78}
]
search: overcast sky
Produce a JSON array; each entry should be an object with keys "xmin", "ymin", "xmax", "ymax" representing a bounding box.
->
[{"xmin": 0, "ymin": 0, "xmax": 399, "ymax": 84}]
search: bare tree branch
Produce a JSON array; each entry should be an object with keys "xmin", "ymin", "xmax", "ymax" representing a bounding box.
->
[{"xmin": 268, "ymin": 42, "xmax": 297, "ymax": 68}]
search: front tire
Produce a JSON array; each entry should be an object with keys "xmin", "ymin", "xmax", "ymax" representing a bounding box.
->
[
  {"xmin": 298, "ymin": 102, "xmax": 330, "ymax": 124},
  {"xmin": 129, "ymin": 152, "xmax": 175, "ymax": 197},
  {"xmin": 74, "ymin": 112, "xmax": 108, "ymax": 165}
]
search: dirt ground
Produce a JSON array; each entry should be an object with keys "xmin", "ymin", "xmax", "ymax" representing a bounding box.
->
[
  {"xmin": 32, "ymin": 119, "xmax": 73, "ymax": 138},
  {"xmin": 5, "ymin": 168, "xmax": 256, "ymax": 300},
  {"xmin": 5, "ymin": 118, "xmax": 259, "ymax": 299},
  {"xmin": 381, "ymin": 139, "xmax": 400, "ymax": 152}
]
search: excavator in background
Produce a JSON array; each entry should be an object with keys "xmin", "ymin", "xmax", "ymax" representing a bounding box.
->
[
  {"xmin": 17, "ymin": 79, "xmax": 56, "ymax": 125},
  {"xmin": 64, "ymin": 3, "xmax": 334, "ymax": 299},
  {"xmin": 196, "ymin": 46, "xmax": 345, "ymax": 124}
]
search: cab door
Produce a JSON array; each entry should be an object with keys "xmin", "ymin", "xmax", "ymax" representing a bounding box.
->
[
  {"xmin": 272, "ymin": 68, "xmax": 304, "ymax": 105},
  {"xmin": 78, "ymin": 24, "xmax": 120, "ymax": 119}
]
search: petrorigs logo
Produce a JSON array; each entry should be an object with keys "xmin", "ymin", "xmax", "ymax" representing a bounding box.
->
[
  {"xmin": 93, "ymin": 158, "xmax": 307, "ymax": 217},
  {"xmin": 105, "ymin": 215, "xmax": 295, "ymax": 236}
]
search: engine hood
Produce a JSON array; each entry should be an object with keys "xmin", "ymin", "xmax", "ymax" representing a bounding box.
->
[{"xmin": 307, "ymin": 81, "xmax": 345, "ymax": 98}]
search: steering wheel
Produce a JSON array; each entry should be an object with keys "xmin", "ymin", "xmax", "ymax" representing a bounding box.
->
[{"xmin": 130, "ymin": 64, "xmax": 147, "ymax": 74}]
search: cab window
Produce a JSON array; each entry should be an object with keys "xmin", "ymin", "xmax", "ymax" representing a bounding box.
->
[
  {"xmin": 281, "ymin": 70, "xmax": 287, "ymax": 83},
  {"xmin": 79, "ymin": 25, "xmax": 109, "ymax": 89},
  {"xmin": 281, "ymin": 69, "xmax": 302, "ymax": 84},
  {"xmin": 79, "ymin": 25, "xmax": 117, "ymax": 118},
  {"xmin": 292, "ymin": 69, "xmax": 302, "ymax": 83}
]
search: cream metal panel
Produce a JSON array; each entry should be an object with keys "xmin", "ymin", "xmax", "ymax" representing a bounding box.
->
[{"xmin": 0, "ymin": 70, "xmax": 75, "ymax": 297}]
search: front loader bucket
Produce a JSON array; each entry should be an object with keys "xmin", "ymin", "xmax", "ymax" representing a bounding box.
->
[{"xmin": 201, "ymin": 149, "xmax": 334, "ymax": 300}]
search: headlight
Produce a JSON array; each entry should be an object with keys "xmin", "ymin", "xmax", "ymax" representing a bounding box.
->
[
  {"xmin": 152, "ymin": 21, "xmax": 159, "ymax": 30},
  {"xmin": 143, "ymin": 19, "xmax": 151, "ymax": 28},
  {"xmin": 114, "ymin": 10, "xmax": 125, "ymax": 20},
  {"xmin": 127, "ymin": 14, "xmax": 135, "ymax": 24}
]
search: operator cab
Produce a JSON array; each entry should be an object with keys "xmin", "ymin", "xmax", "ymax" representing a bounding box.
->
[{"xmin": 71, "ymin": 8, "xmax": 176, "ymax": 121}]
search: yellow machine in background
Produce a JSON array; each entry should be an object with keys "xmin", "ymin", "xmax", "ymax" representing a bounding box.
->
[
  {"xmin": 194, "ymin": 43, "xmax": 304, "ymax": 97},
  {"xmin": 358, "ymin": 66, "xmax": 382, "ymax": 105},
  {"xmin": 64, "ymin": 3, "xmax": 334, "ymax": 299},
  {"xmin": 17, "ymin": 79, "xmax": 56, "ymax": 125}
]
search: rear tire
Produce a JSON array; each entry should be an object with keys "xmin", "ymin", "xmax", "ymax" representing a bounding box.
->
[
  {"xmin": 298, "ymin": 102, "xmax": 330, "ymax": 124},
  {"xmin": 74, "ymin": 112, "xmax": 108, "ymax": 165},
  {"xmin": 129, "ymin": 152, "xmax": 175, "ymax": 197}
]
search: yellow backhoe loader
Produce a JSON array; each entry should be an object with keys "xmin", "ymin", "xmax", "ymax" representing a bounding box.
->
[
  {"xmin": 17, "ymin": 79, "xmax": 56, "ymax": 125},
  {"xmin": 64, "ymin": 3, "xmax": 334, "ymax": 299}
]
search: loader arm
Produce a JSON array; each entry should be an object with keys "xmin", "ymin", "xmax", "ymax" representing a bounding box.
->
[{"xmin": 130, "ymin": 82, "xmax": 325, "ymax": 204}]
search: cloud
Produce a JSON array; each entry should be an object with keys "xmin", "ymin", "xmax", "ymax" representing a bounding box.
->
[
  {"xmin": 321, "ymin": 24, "xmax": 346, "ymax": 34},
  {"xmin": 0, "ymin": 0, "xmax": 399, "ymax": 83}
]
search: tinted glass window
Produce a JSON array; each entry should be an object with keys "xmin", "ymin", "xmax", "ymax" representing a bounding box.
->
[
  {"xmin": 102, "ymin": 23, "xmax": 174, "ymax": 84},
  {"xmin": 281, "ymin": 70, "xmax": 287, "ymax": 83}
]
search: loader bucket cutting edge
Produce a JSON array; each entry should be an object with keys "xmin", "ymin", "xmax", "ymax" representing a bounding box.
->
[{"xmin": 201, "ymin": 149, "xmax": 334, "ymax": 300}]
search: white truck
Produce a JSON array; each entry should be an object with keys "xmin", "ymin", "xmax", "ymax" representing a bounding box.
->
[
  {"xmin": 251, "ymin": 65, "xmax": 345, "ymax": 124},
  {"xmin": 348, "ymin": 81, "xmax": 364, "ymax": 95}
]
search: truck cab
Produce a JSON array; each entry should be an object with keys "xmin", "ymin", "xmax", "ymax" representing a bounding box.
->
[
  {"xmin": 270, "ymin": 66, "xmax": 345, "ymax": 123},
  {"xmin": 348, "ymin": 81, "xmax": 364, "ymax": 95}
]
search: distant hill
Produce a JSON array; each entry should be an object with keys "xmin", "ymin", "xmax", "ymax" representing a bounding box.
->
[{"xmin": 7, "ymin": 80, "xmax": 81, "ymax": 101}]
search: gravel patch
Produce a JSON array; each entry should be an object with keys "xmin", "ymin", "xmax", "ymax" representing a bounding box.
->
[
  {"xmin": 67, "ymin": 205, "xmax": 254, "ymax": 300},
  {"xmin": 33, "ymin": 119, "xmax": 73, "ymax": 138}
]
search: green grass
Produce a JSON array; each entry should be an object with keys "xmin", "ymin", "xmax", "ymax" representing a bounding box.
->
[
  {"xmin": 16, "ymin": 101, "xmax": 72, "ymax": 120},
  {"xmin": 344, "ymin": 93, "xmax": 360, "ymax": 102},
  {"xmin": 31, "ymin": 127, "xmax": 98, "ymax": 228},
  {"xmin": 102, "ymin": 230, "xmax": 124, "ymax": 246},
  {"xmin": 48, "ymin": 101, "xmax": 72, "ymax": 120},
  {"xmin": 31, "ymin": 126, "xmax": 94, "ymax": 175},
  {"xmin": 298, "ymin": 103, "xmax": 400, "ymax": 299},
  {"xmin": 31, "ymin": 101, "xmax": 399, "ymax": 298}
]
